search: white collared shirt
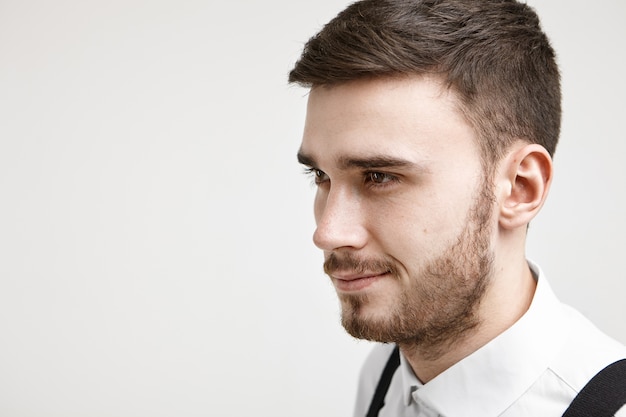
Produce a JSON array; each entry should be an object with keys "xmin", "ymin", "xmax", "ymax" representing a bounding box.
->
[{"xmin": 353, "ymin": 262, "xmax": 626, "ymax": 417}]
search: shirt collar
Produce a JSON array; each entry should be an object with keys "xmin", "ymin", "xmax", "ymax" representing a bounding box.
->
[
  {"xmin": 399, "ymin": 261, "xmax": 570, "ymax": 417},
  {"xmin": 399, "ymin": 349, "xmax": 423, "ymax": 406}
]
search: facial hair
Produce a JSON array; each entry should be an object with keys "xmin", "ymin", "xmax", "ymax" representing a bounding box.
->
[{"xmin": 323, "ymin": 177, "xmax": 495, "ymax": 355}]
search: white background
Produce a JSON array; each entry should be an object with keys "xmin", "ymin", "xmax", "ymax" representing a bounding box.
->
[{"xmin": 0, "ymin": 1, "xmax": 624, "ymax": 416}]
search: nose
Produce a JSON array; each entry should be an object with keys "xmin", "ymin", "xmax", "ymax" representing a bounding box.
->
[{"xmin": 313, "ymin": 186, "xmax": 368, "ymax": 251}]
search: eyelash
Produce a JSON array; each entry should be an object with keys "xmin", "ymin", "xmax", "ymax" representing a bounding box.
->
[
  {"xmin": 303, "ymin": 168, "xmax": 399, "ymax": 188},
  {"xmin": 364, "ymin": 171, "xmax": 398, "ymax": 187},
  {"xmin": 303, "ymin": 167, "xmax": 328, "ymax": 186}
]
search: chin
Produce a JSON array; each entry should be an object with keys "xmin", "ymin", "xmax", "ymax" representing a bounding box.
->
[{"xmin": 339, "ymin": 293, "xmax": 401, "ymax": 342}]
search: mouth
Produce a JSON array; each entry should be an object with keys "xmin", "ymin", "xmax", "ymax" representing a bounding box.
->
[{"xmin": 331, "ymin": 271, "xmax": 391, "ymax": 292}]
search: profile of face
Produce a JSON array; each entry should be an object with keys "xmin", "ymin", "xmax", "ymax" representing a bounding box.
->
[{"xmin": 298, "ymin": 76, "xmax": 498, "ymax": 349}]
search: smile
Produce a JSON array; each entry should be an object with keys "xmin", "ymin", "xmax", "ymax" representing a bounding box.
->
[{"xmin": 331, "ymin": 272, "xmax": 390, "ymax": 292}]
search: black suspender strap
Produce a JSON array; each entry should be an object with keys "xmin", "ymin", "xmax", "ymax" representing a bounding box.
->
[
  {"xmin": 562, "ymin": 359, "xmax": 626, "ymax": 417},
  {"xmin": 366, "ymin": 345, "xmax": 401, "ymax": 417}
]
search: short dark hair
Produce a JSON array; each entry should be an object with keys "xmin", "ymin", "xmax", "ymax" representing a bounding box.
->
[{"xmin": 289, "ymin": 0, "xmax": 561, "ymax": 166}]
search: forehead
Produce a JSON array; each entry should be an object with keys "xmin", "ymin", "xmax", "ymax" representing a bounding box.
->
[{"xmin": 299, "ymin": 76, "xmax": 480, "ymax": 167}]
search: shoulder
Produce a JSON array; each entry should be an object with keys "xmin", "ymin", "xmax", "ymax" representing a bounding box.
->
[
  {"xmin": 500, "ymin": 300, "xmax": 626, "ymax": 416},
  {"xmin": 528, "ymin": 264, "xmax": 626, "ymax": 393},
  {"xmin": 551, "ymin": 304, "xmax": 626, "ymax": 393}
]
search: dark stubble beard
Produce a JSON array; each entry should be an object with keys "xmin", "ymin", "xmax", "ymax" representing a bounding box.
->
[{"xmin": 324, "ymin": 176, "xmax": 495, "ymax": 358}]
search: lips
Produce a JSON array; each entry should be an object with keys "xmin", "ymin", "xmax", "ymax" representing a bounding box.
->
[{"xmin": 331, "ymin": 271, "xmax": 389, "ymax": 292}]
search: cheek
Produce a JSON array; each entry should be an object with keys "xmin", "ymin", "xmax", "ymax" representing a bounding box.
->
[
  {"xmin": 368, "ymin": 199, "xmax": 462, "ymax": 257},
  {"xmin": 366, "ymin": 200, "xmax": 428, "ymax": 248},
  {"xmin": 367, "ymin": 195, "xmax": 434, "ymax": 232}
]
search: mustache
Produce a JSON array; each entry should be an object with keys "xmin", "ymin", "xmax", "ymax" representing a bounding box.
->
[{"xmin": 323, "ymin": 252, "xmax": 399, "ymax": 276}]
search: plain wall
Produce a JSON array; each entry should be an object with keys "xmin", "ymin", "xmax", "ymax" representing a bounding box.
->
[{"xmin": 0, "ymin": 1, "xmax": 624, "ymax": 416}]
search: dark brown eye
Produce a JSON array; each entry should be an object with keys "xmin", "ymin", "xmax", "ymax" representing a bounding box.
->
[
  {"xmin": 304, "ymin": 167, "xmax": 329, "ymax": 185},
  {"xmin": 367, "ymin": 172, "xmax": 393, "ymax": 184}
]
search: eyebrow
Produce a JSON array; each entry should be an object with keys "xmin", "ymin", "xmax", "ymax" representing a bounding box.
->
[
  {"xmin": 296, "ymin": 150, "xmax": 316, "ymax": 167},
  {"xmin": 338, "ymin": 155, "xmax": 416, "ymax": 170},
  {"xmin": 297, "ymin": 150, "xmax": 424, "ymax": 172}
]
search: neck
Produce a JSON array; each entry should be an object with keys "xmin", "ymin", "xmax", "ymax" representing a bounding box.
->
[{"xmin": 400, "ymin": 257, "xmax": 536, "ymax": 383}]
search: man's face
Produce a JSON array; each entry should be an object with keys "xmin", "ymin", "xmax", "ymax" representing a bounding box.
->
[{"xmin": 297, "ymin": 76, "xmax": 496, "ymax": 349}]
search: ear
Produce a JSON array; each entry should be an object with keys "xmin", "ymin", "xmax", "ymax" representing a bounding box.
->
[{"xmin": 498, "ymin": 143, "xmax": 553, "ymax": 230}]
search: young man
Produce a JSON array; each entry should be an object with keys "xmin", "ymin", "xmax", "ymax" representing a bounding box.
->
[{"xmin": 290, "ymin": 1, "xmax": 626, "ymax": 416}]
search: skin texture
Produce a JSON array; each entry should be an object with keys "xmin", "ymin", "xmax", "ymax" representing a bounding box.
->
[{"xmin": 298, "ymin": 75, "xmax": 553, "ymax": 382}]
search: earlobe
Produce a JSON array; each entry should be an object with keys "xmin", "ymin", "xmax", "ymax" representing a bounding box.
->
[{"xmin": 499, "ymin": 144, "xmax": 553, "ymax": 230}]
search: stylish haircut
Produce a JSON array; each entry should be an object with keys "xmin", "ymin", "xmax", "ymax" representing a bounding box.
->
[{"xmin": 289, "ymin": 0, "xmax": 561, "ymax": 166}]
